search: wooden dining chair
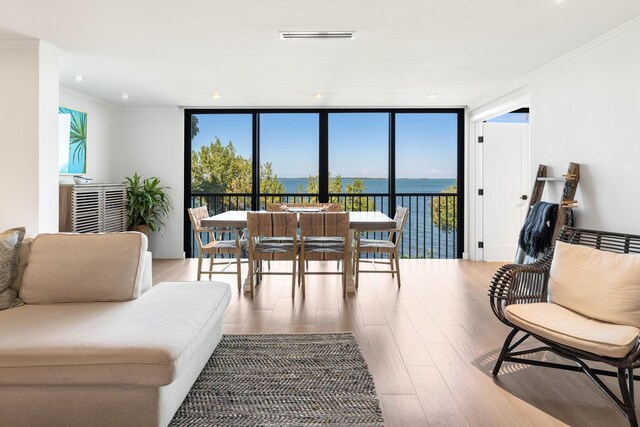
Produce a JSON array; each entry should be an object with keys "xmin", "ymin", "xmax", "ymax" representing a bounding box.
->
[
  {"xmin": 299, "ymin": 212, "xmax": 351, "ymax": 299},
  {"xmin": 355, "ymin": 206, "xmax": 409, "ymax": 288},
  {"xmin": 246, "ymin": 212, "xmax": 298, "ymax": 299},
  {"xmin": 187, "ymin": 205, "xmax": 248, "ymax": 290}
]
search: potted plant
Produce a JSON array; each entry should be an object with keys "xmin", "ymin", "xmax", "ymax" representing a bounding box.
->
[{"xmin": 124, "ymin": 173, "xmax": 172, "ymax": 236}]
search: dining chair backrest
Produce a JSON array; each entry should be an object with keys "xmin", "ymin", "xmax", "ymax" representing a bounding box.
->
[
  {"xmin": 188, "ymin": 205, "xmax": 210, "ymax": 250},
  {"xmin": 392, "ymin": 206, "xmax": 409, "ymax": 246},
  {"xmin": 247, "ymin": 212, "xmax": 297, "ymax": 238},
  {"xmin": 266, "ymin": 202, "xmax": 341, "ymax": 212},
  {"xmin": 299, "ymin": 212, "xmax": 350, "ymax": 238}
]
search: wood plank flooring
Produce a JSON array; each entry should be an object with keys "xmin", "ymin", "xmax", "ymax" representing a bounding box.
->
[{"xmin": 153, "ymin": 258, "xmax": 636, "ymax": 427}]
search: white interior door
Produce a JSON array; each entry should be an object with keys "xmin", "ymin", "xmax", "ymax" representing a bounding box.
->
[{"xmin": 482, "ymin": 122, "xmax": 529, "ymax": 261}]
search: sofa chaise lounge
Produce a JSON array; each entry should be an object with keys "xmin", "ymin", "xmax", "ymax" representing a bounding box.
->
[{"xmin": 0, "ymin": 232, "xmax": 231, "ymax": 427}]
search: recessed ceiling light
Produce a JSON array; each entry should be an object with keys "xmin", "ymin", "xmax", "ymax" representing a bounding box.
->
[
  {"xmin": 314, "ymin": 93, "xmax": 323, "ymax": 98},
  {"xmin": 212, "ymin": 93, "xmax": 221, "ymax": 99},
  {"xmin": 121, "ymin": 93, "xmax": 129, "ymax": 100},
  {"xmin": 427, "ymin": 93, "xmax": 437, "ymax": 98},
  {"xmin": 74, "ymin": 74, "xmax": 85, "ymax": 82}
]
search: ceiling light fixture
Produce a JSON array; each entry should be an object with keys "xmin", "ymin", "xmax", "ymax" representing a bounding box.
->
[
  {"xmin": 427, "ymin": 93, "xmax": 437, "ymax": 98},
  {"xmin": 280, "ymin": 31, "xmax": 356, "ymax": 40},
  {"xmin": 74, "ymin": 74, "xmax": 85, "ymax": 82},
  {"xmin": 121, "ymin": 93, "xmax": 129, "ymax": 100},
  {"xmin": 314, "ymin": 93, "xmax": 323, "ymax": 98},
  {"xmin": 212, "ymin": 93, "xmax": 221, "ymax": 99}
]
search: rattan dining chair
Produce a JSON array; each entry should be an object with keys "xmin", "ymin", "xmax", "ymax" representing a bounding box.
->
[
  {"xmin": 264, "ymin": 202, "xmax": 342, "ymax": 272},
  {"xmin": 187, "ymin": 205, "xmax": 248, "ymax": 290},
  {"xmin": 246, "ymin": 212, "xmax": 298, "ymax": 299},
  {"xmin": 299, "ymin": 212, "xmax": 351, "ymax": 299},
  {"xmin": 355, "ymin": 206, "xmax": 409, "ymax": 288}
]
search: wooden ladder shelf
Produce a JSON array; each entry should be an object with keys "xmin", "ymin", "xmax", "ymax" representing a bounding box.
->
[{"xmin": 526, "ymin": 162, "xmax": 580, "ymax": 241}]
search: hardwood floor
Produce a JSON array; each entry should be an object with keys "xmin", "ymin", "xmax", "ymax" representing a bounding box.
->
[{"xmin": 153, "ymin": 258, "xmax": 635, "ymax": 427}]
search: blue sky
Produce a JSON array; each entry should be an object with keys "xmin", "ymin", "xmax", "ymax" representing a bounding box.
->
[{"xmin": 192, "ymin": 112, "xmax": 458, "ymax": 179}]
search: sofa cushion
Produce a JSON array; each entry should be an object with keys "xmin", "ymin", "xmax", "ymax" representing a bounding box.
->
[
  {"xmin": 505, "ymin": 302, "xmax": 639, "ymax": 358},
  {"xmin": 11, "ymin": 236, "xmax": 33, "ymax": 292},
  {"xmin": 0, "ymin": 281, "xmax": 231, "ymax": 386},
  {"xmin": 549, "ymin": 241, "xmax": 640, "ymax": 328},
  {"xmin": 20, "ymin": 233, "xmax": 148, "ymax": 304}
]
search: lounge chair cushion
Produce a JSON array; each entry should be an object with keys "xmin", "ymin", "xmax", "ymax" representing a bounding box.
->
[
  {"xmin": 505, "ymin": 302, "xmax": 639, "ymax": 358},
  {"xmin": 549, "ymin": 241, "xmax": 640, "ymax": 328}
]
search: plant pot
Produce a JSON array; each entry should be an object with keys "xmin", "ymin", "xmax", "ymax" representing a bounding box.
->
[{"xmin": 131, "ymin": 225, "xmax": 151, "ymax": 237}]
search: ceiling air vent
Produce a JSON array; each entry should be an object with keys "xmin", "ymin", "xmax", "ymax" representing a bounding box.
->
[{"xmin": 279, "ymin": 31, "xmax": 356, "ymax": 40}]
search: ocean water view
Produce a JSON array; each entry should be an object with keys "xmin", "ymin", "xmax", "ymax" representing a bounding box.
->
[
  {"xmin": 277, "ymin": 177, "xmax": 456, "ymax": 194},
  {"xmin": 274, "ymin": 178, "xmax": 458, "ymax": 258}
]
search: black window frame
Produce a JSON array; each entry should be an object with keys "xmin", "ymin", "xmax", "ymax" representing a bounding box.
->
[{"xmin": 184, "ymin": 108, "xmax": 465, "ymax": 258}]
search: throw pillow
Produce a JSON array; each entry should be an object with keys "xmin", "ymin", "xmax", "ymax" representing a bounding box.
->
[{"xmin": 0, "ymin": 227, "xmax": 25, "ymax": 309}]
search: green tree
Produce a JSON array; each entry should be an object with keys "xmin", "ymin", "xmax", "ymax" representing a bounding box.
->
[
  {"xmin": 191, "ymin": 116, "xmax": 199, "ymax": 142},
  {"xmin": 260, "ymin": 162, "xmax": 286, "ymax": 194},
  {"xmin": 191, "ymin": 138, "xmax": 284, "ymax": 207},
  {"xmin": 431, "ymin": 184, "xmax": 457, "ymax": 231}
]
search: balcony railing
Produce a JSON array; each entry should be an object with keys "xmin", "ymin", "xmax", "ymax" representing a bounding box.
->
[{"xmin": 190, "ymin": 192, "xmax": 458, "ymax": 259}]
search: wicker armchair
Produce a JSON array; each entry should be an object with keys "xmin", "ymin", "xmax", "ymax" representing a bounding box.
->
[{"xmin": 490, "ymin": 226, "xmax": 640, "ymax": 426}]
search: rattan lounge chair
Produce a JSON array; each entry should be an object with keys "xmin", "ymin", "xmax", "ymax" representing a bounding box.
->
[{"xmin": 489, "ymin": 226, "xmax": 640, "ymax": 426}]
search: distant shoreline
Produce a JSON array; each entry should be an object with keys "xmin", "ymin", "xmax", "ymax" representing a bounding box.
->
[{"xmin": 276, "ymin": 177, "xmax": 457, "ymax": 180}]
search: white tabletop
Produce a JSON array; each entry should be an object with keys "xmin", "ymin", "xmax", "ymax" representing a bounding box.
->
[{"xmin": 201, "ymin": 210, "xmax": 396, "ymax": 231}]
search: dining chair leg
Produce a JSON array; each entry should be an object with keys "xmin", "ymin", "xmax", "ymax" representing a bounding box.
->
[
  {"xmin": 355, "ymin": 253, "xmax": 360, "ymax": 290},
  {"xmin": 208, "ymin": 255, "xmax": 214, "ymax": 280},
  {"xmin": 197, "ymin": 254, "xmax": 203, "ymax": 281},
  {"xmin": 248, "ymin": 255, "xmax": 255, "ymax": 299},
  {"xmin": 291, "ymin": 255, "xmax": 296, "ymax": 299},
  {"xmin": 390, "ymin": 253, "xmax": 395, "ymax": 278},
  {"xmin": 342, "ymin": 257, "xmax": 347, "ymax": 299},
  {"xmin": 235, "ymin": 252, "xmax": 242, "ymax": 291},
  {"xmin": 268, "ymin": 260, "xmax": 271, "ymax": 271},
  {"xmin": 301, "ymin": 252, "xmax": 306, "ymax": 299},
  {"xmin": 394, "ymin": 251, "xmax": 401, "ymax": 288}
]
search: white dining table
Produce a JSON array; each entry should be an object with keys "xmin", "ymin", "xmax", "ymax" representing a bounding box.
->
[{"xmin": 201, "ymin": 210, "xmax": 396, "ymax": 293}]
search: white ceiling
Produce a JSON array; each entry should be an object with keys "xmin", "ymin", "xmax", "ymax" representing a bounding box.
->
[{"xmin": 0, "ymin": 0, "xmax": 639, "ymax": 108}]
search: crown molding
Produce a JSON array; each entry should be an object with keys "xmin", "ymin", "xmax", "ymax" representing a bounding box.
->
[
  {"xmin": 0, "ymin": 39, "xmax": 39, "ymax": 48},
  {"xmin": 60, "ymin": 86, "xmax": 124, "ymax": 111},
  {"xmin": 469, "ymin": 15, "xmax": 640, "ymax": 111},
  {"xmin": 39, "ymin": 40, "xmax": 66, "ymax": 59}
]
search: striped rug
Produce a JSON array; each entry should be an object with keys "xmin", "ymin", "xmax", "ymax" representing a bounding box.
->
[{"xmin": 170, "ymin": 333, "xmax": 384, "ymax": 426}]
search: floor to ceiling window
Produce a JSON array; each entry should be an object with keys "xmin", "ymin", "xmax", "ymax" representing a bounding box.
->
[
  {"xmin": 259, "ymin": 113, "xmax": 319, "ymax": 207},
  {"xmin": 185, "ymin": 109, "xmax": 464, "ymax": 259}
]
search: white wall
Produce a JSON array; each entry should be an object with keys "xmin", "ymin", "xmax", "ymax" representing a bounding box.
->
[
  {"xmin": 59, "ymin": 87, "xmax": 123, "ymax": 184},
  {"xmin": 470, "ymin": 18, "xmax": 640, "ymax": 236},
  {"xmin": 0, "ymin": 41, "xmax": 61, "ymax": 235},
  {"xmin": 114, "ymin": 108, "xmax": 184, "ymax": 258}
]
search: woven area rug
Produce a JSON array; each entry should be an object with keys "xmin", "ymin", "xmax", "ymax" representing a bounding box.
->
[{"xmin": 170, "ymin": 333, "xmax": 384, "ymax": 426}]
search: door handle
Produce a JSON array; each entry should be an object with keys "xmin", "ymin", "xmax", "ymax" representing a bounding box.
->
[{"xmin": 520, "ymin": 195, "xmax": 528, "ymax": 201}]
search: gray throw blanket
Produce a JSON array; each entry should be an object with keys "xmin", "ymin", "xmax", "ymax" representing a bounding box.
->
[{"xmin": 518, "ymin": 202, "xmax": 558, "ymax": 258}]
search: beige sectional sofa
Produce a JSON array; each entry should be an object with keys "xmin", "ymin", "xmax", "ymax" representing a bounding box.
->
[{"xmin": 0, "ymin": 232, "xmax": 231, "ymax": 427}]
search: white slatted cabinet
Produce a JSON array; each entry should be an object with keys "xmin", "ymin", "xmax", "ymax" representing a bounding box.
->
[{"xmin": 61, "ymin": 184, "xmax": 127, "ymax": 233}]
